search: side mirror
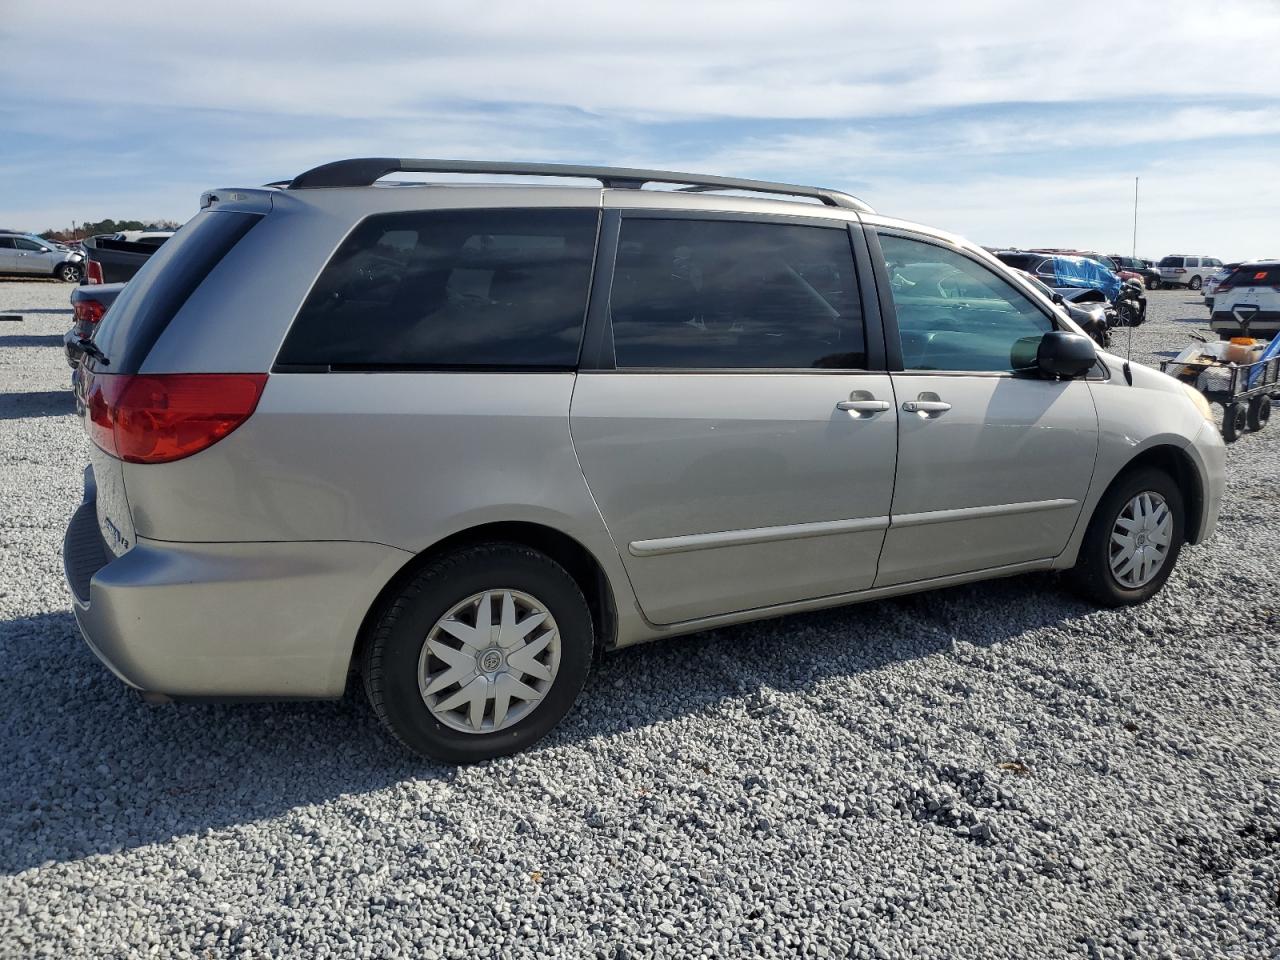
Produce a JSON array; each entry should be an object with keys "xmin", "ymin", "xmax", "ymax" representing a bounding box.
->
[
  {"xmin": 1036, "ymin": 330, "xmax": 1097, "ymax": 379},
  {"xmin": 1051, "ymin": 292, "xmax": 1065, "ymax": 305}
]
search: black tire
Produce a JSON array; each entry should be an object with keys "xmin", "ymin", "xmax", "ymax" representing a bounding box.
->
[
  {"xmin": 1223, "ymin": 404, "xmax": 1247, "ymax": 443},
  {"xmin": 1188, "ymin": 276, "xmax": 1202, "ymax": 291},
  {"xmin": 363, "ymin": 542, "xmax": 593, "ymax": 763},
  {"xmin": 1247, "ymin": 395, "xmax": 1271, "ymax": 432},
  {"xmin": 1072, "ymin": 467, "xmax": 1185, "ymax": 607},
  {"xmin": 1148, "ymin": 280, "xmax": 1160, "ymax": 290},
  {"xmin": 55, "ymin": 262, "xmax": 82, "ymax": 282}
]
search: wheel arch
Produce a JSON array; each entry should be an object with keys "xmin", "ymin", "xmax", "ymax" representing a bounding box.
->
[
  {"xmin": 1104, "ymin": 444, "xmax": 1206, "ymax": 543},
  {"xmin": 350, "ymin": 521, "xmax": 619, "ymax": 675}
]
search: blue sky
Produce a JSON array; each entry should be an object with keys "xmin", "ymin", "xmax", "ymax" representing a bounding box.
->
[{"xmin": 2, "ymin": 0, "xmax": 1278, "ymax": 259}]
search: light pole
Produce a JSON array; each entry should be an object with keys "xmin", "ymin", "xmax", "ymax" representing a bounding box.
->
[{"xmin": 1132, "ymin": 177, "xmax": 1139, "ymax": 259}]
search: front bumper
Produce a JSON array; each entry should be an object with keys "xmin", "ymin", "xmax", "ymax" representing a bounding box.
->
[
  {"xmin": 64, "ymin": 467, "xmax": 412, "ymax": 699},
  {"xmin": 1188, "ymin": 421, "xmax": 1226, "ymax": 545}
]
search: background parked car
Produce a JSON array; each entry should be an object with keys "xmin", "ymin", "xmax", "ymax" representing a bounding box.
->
[
  {"xmin": 1012, "ymin": 268, "xmax": 1111, "ymax": 346},
  {"xmin": 1209, "ymin": 260, "xmax": 1280, "ymax": 340},
  {"xmin": 64, "ymin": 283, "xmax": 126, "ymax": 369},
  {"xmin": 80, "ymin": 232, "xmax": 170, "ymax": 284},
  {"xmin": 1202, "ymin": 261, "xmax": 1241, "ymax": 311},
  {"xmin": 0, "ymin": 232, "xmax": 85, "ymax": 281},
  {"xmin": 1158, "ymin": 255, "xmax": 1222, "ymax": 290},
  {"xmin": 1108, "ymin": 255, "xmax": 1161, "ymax": 290}
]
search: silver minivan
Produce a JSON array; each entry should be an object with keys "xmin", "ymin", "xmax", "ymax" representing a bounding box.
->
[{"xmin": 64, "ymin": 159, "xmax": 1226, "ymax": 762}]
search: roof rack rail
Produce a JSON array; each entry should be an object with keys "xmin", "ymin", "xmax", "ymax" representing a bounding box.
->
[{"xmin": 285, "ymin": 157, "xmax": 873, "ymax": 213}]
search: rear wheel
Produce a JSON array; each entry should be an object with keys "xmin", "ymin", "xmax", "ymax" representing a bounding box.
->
[
  {"xmin": 1223, "ymin": 404, "xmax": 1247, "ymax": 443},
  {"xmin": 1188, "ymin": 276, "xmax": 1203, "ymax": 291},
  {"xmin": 1247, "ymin": 395, "xmax": 1271, "ymax": 432},
  {"xmin": 363, "ymin": 543, "xmax": 594, "ymax": 763},
  {"xmin": 1072, "ymin": 467, "xmax": 1184, "ymax": 607}
]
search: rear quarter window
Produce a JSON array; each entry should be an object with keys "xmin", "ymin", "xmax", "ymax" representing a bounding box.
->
[
  {"xmin": 276, "ymin": 208, "xmax": 599, "ymax": 370},
  {"xmin": 91, "ymin": 210, "xmax": 262, "ymax": 374}
]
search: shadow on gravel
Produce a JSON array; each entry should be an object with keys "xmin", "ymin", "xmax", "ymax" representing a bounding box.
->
[
  {"xmin": 0, "ymin": 334, "xmax": 65, "ymax": 347},
  {"xmin": 0, "ymin": 573, "xmax": 1088, "ymax": 874},
  {"xmin": 9, "ymin": 308, "xmax": 72, "ymax": 315},
  {"xmin": 0, "ymin": 390, "xmax": 75, "ymax": 420}
]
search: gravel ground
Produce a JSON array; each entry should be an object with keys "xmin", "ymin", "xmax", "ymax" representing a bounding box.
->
[{"xmin": 1, "ymin": 281, "xmax": 1277, "ymax": 959}]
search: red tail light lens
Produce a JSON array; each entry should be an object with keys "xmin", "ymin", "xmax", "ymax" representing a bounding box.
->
[
  {"xmin": 86, "ymin": 260, "xmax": 103, "ymax": 284},
  {"xmin": 83, "ymin": 372, "xmax": 267, "ymax": 464},
  {"xmin": 73, "ymin": 299, "xmax": 106, "ymax": 324}
]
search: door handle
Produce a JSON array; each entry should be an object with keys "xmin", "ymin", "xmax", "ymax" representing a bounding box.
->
[
  {"xmin": 836, "ymin": 399, "xmax": 891, "ymax": 414},
  {"xmin": 902, "ymin": 400, "xmax": 950, "ymax": 413},
  {"xmin": 902, "ymin": 392, "xmax": 952, "ymax": 416}
]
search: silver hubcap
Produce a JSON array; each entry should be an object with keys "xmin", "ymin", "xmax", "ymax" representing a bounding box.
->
[
  {"xmin": 418, "ymin": 589, "xmax": 560, "ymax": 734},
  {"xmin": 1109, "ymin": 492, "xmax": 1173, "ymax": 588}
]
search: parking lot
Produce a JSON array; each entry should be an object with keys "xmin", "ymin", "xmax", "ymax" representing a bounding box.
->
[{"xmin": 1, "ymin": 279, "xmax": 1277, "ymax": 957}]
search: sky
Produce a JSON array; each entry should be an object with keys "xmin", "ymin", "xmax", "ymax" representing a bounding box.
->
[{"xmin": 2, "ymin": 0, "xmax": 1278, "ymax": 260}]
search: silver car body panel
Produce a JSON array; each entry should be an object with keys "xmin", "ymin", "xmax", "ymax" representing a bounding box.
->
[
  {"xmin": 876, "ymin": 373, "xmax": 1098, "ymax": 585},
  {"xmin": 71, "ymin": 533, "xmax": 411, "ymax": 698},
  {"xmin": 64, "ymin": 179, "xmax": 1228, "ymax": 698},
  {"xmin": 569, "ymin": 372, "xmax": 897, "ymax": 624}
]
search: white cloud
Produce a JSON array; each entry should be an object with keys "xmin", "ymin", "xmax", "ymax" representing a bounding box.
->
[
  {"xmin": 2, "ymin": 0, "xmax": 1278, "ymax": 258},
  {"xmin": 4, "ymin": 0, "xmax": 1280, "ymax": 120}
]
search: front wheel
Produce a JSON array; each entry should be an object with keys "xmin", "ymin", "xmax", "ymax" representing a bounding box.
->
[
  {"xmin": 56, "ymin": 262, "xmax": 82, "ymax": 282},
  {"xmin": 363, "ymin": 543, "xmax": 594, "ymax": 763},
  {"xmin": 1072, "ymin": 467, "xmax": 1184, "ymax": 607}
]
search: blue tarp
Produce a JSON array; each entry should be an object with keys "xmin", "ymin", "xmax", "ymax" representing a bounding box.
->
[{"xmin": 1044, "ymin": 255, "xmax": 1122, "ymax": 301}]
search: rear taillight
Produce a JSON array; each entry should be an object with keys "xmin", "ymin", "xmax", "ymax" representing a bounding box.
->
[
  {"xmin": 86, "ymin": 260, "xmax": 103, "ymax": 284},
  {"xmin": 73, "ymin": 299, "xmax": 106, "ymax": 324},
  {"xmin": 83, "ymin": 372, "xmax": 267, "ymax": 464}
]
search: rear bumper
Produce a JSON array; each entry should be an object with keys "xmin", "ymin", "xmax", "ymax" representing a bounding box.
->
[
  {"xmin": 1210, "ymin": 310, "xmax": 1280, "ymax": 338},
  {"xmin": 64, "ymin": 467, "xmax": 412, "ymax": 699}
]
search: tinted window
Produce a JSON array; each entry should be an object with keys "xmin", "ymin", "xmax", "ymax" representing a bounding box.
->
[
  {"xmin": 278, "ymin": 209, "xmax": 597, "ymax": 370},
  {"xmin": 879, "ymin": 233, "xmax": 1053, "ymax": 372},
  {"xmin": 92, "ymin": 210, "xmax": 262, "ymax": 374},
  {"xmin": 0, "ymin": 238, "xmax": 13, "ymax": 249},
  {"xmin": 608, "ymin": 218, "xmax": 864, "ymax": 369},
  {"xmin": 13, "ymin": 238, "xmax": 44, "ymax": 251},
  {"xmin": 1223, "ymin": 265, "xmax": 1280, "ymax": 287},
  {"xmin": 1160, "ymin": 256, "xmax": 1184, "ymax": 267}
]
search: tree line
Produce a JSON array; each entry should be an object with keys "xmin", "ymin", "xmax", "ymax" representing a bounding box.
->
[{"xmin": 39, "ymin": 218, "xmax": 183, "ymax": 242}]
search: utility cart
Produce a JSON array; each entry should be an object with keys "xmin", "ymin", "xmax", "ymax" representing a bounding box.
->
[{"xmin": 1160, "ymin": 351, "xmax": 1280, "ymax": 443}]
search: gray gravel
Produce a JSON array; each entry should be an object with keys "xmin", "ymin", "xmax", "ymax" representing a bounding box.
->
[{"xmin": 1, "ymin": 280, "xmax": 1277, "ymax": 959}]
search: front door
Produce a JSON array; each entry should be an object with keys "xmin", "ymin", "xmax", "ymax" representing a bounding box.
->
[
  {"xmin": 571, "ymin": 214, "xmax": 897, "ymax": 625},
  {"xmin": 873, "ymin": 230, "xmax": 1099, "ymax": 586},
  {"xmin": 10, "ymin": 237, "xmax": 50, "ymax": 275}
]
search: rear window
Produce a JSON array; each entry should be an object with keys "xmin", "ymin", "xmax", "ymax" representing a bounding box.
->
[
  {"xmin": 92, "ymin": 210, "xmax": 262, "ymax": 374},
  {"xmin": 1222, "ymin": 265, "xmax": 1280, "ymax": 287},
  {"xmin": 993, "ymin": 252, "xmax": 1040, "ymax": 272},
  {"xmin": 277, "ymin": 209, "xmax": 598, "ymax": 370},
  {"xmin": 1159, "ymin": 256, "xmax": 1184, "ymax": 267}
]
